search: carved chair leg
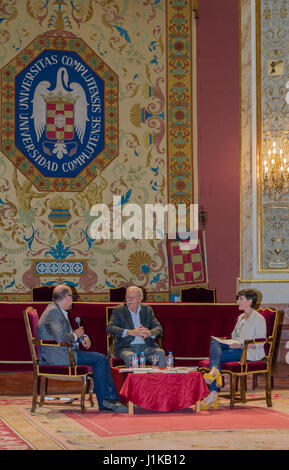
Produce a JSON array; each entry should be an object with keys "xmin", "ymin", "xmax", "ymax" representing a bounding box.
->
[
  {"xmin": 252, "ymin": 374, "xmax": 258, "ymax": 389},
  {"xmin": 230, "ymin": 375, "xmax": 237, "ymax": 409},
  {"xmin": 87, "ymin": 376, "xmax": 94, "ymax": 407},
  {"xmin": 240, "ymin": 376, "xmax": 247, "ymax": 403},
  {"xmin": 31, "ymin": 375, "xmax": 39, "ymax": 412},
  {"xmin": 40, "ymin": 376, "xmax": 47, "ymax": 407},
  {"xmin": 80, "ymin": 378, "xmax": 87, "ymax": 413},
  {"xmin": 266, "ymin": 371, "xmax": 272, "ymax": 407},
  {"xmin": 220, "ymin": 374, "xmax": 224, "ymax": 388}
]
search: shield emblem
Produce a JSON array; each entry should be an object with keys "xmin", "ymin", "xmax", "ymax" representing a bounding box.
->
[{"xmin": 45, "ymin": 96, "xmax": 75, "ymax": 141}]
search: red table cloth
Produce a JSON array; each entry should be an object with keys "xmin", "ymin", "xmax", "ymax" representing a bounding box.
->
[{"xmin": 119, "ymin": 371, "xmax": 209, "ymax": 412}]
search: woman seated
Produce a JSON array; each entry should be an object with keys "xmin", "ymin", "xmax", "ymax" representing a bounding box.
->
[{"xmin": 201, "ymin": 289, "xmax": 266, "ymax": 410}]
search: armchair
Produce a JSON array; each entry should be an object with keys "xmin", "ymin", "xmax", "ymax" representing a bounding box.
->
[
  {"xmin": 106, "ymin": 306, "xmax": 127, "ymax": 370},
  {"xmin": 106, "ymin": 306, "xmax": 129, "ymax": 393},
  {"xmin": 23, "ymin": 307, "xmax": 94, "ymax": 413},
  {"xmin": 31, "ymin": 285, "xmax": 55, "ymax": 301},
  {"xmin": 109, "ymin": 287, "xmax": 126, "ymax": 302},
  {"xmin": 105, "ymin": 306, "xmax": 165, "ymax": 392},
  {"xmin": 198, "ymin": 308, "xmax": 281, "ymax": 409},
  {"xmin": 109, "ymin": 286, "xmax": 147, "ymax": 302},
  {"xmin": 106, "ymin": 306, "xmax": 164, "ymax": 364},
  {"xmin": 181, "ymin": 286, "xmax": 216, "ymax": 302}
]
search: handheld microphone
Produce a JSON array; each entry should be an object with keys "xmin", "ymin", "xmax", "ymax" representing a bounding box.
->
[{"xmin": 75, "ymin": 316, "xmax": 84, "ymax": 341}]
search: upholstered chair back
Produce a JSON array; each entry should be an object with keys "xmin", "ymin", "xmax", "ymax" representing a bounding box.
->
[
  {"xmin": 24, "ymin": 307, "xmax": 40, "ymax": 361},
  {"xmin": 257, "ymin": 308, "xmax": 278, "ymax": 358}
]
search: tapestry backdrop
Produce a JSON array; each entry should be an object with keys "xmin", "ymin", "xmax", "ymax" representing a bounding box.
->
[{"xmin": 0, "ymin": 0, "xmax": 196, "ymax": 301}]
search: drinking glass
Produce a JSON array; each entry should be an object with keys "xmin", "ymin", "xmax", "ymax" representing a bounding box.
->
[
  {"xmin": 130, "ymin": 355, "xmax": 135, "ymax": 368},
  {"xmin": 151, "ymin": 355, "xmax": 159, "ymax": 368}
]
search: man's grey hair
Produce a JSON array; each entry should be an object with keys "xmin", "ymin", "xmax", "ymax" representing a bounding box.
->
[{"xmin": 126, "ymin": 285, "xmax": 143, "ymax": 300}]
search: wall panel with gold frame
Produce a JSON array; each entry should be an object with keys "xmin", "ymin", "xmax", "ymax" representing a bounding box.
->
[
  {"xmin": 256, "ymin": 0, "xmax": 289, "ymax": 273},
  {"xmin": 239, "ymin": 0, "xmax": 289, "ymax": 306}
]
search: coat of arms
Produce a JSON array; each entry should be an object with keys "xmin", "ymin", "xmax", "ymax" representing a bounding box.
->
[
  {"xmin": 2, "ymin": 36, "xmax": 118, "ymax": 190},
  {"xmin": 32, "ymin": 67, "xmax": 88, "ymax": 160}
]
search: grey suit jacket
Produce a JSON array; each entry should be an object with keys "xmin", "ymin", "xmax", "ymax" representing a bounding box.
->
[
  {"xmin": 37, "ymin": 303, "xmax": 78, "ymax": 365},
  {"xmin": 106, "ymin": 303, "xmax": 163, "ymax": 356}
]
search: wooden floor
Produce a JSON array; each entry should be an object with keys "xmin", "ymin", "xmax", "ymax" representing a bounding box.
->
[
  {"xmin": 0, "ymin": 371, "xmax": 84, "ymax": 395},
  {"xmin": 1, "ymin": 363, "xmax": 288, "ymax": 396}
]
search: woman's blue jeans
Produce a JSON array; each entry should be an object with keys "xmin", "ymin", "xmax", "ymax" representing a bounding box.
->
[{"xmin": 209, "ymin": 339, "xmax": 242, "ymax": 392}]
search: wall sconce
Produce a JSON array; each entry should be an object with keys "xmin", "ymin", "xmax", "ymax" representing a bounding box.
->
[
  {"xmin": 198, "ymin": 205, "xmax": 208, "ymax": 229},
  {"xmin": 262, "ymin": 139, "xmax": 289, "ymax": 199}
]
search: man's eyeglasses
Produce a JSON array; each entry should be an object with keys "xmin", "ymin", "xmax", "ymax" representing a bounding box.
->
[{"xmin": 66, "ymin": 294, "xmax": 73, "ymax": 297}]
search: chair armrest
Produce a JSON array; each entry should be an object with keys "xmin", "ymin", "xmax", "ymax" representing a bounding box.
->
[
  {"xmin": 157, "ymin": 334, "xmax": 164, "ymax": 350},
  {"xmin": 38, "ymin": 339, "xmax": 73, "ymax": 347},
  {"xmin": 107, "ymin": 333, "xmax": 164, "ymax": 358},
  {"xmin": 34, "ymin": 339, "xmax": 76, "ymax": 366},
  {"xmin": 240, "ymin": 342, "xmax": 248, "ymax": 363},
  {"xmin": 239, "ymin": 338, "xmax": 268, "ymax": 363},
  {"xmin": 244, "ymin": 338, "xmax": 267, "ymax": 344},
  {"xmin": 107, "ymin": 333, "xmax": 116, "ymax": 358}
]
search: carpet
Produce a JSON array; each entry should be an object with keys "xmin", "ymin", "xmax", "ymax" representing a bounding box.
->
[
  {"xmin": 2, "ymin": 394, "xmax": 289, "ymax": 450},
  {"xmin": 0, "ymin": 416, "xmax": 32, "ymax": 450},
  {"xmin": 62, "ymin": 404, "xmax": 289, "ymax": 438}
]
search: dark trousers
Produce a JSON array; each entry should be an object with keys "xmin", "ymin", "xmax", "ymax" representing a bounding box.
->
[
  {"xmin": 119, "ymin": 344, "xmax": 166, "ymax": 367},
  {"xmin": 76, "ymin": 350, "xmax": 119, "ymax": 408}
]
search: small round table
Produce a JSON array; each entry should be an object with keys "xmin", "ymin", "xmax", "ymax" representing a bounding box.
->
[{"xmin": 119, "ymin": 371, "xmax": 209, "ymax": 414}]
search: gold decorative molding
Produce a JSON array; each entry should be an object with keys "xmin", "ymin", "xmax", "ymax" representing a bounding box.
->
[
  {"xmin": 193, "ymin": 0, "xmax": 199, "ymax": 18},
  {"xmin": 238, "ymin": 279, "xmax": 289, "ymax": 284},
  {"xmin": 255, "ymin": 0, "xmax": 289, "ymax": 273}
]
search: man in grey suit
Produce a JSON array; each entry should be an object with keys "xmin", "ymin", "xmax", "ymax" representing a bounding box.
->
[
  {"xmin": 107, "ymin": 285, "xmax": 166, "ymax": 367},
  {"xmin": 37, "ymin": 284, "xmax": 127, "ymax": 412}
]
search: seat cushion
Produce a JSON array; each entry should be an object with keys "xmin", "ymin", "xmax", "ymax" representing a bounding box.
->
[
  {"xmin": 198, "ymin": 359, "xmax": 268, "ymax": 373},
  {"xmin": 110, "ymin": 357, "xmax": 125, "ymax": 368},
  {"xmin": 198, "ymin": 359, "xmax": 210, "ymax": 370},
  {"xmin": 39, "ymin": 365, "xmax": 93, "ymax": 376},
  {"xmin": 221, "ymin": 361, "xmax": 268, "ymax": 373}
]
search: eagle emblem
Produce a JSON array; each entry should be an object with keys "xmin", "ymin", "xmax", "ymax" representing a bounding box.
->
[{"xmin": 31, "ymin": 67, "xmax": 89, "ymax": 159}]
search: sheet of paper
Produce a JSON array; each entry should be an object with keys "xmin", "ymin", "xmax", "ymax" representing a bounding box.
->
[
  {"xmin": 118, "ymin": 366, "xmax": 199, "ymax": 373},
  {"xmin": 211, "ymin": 336, "xmax": 239, "ymax": 346}
]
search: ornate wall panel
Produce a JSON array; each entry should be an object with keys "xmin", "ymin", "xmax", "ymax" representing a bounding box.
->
[
  {"xmin": 0, "ymin": 0, "xmax": 197, "ymax": 301},
  {"xmin": 257, "ymin": 0, "xmax": 289, "ymax": 272},
  {"xmin": 239, "ymin": 0, "xmax": 289, "ymax": 363}
]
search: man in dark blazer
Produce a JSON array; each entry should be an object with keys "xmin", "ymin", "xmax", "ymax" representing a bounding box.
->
[
  {"xmin": 107, "ymin": 285, "xmax": 166, "ymax": 367},
  {"xmin": 37, "ymin": 284, "xmax": 127, "ymax": 412}
]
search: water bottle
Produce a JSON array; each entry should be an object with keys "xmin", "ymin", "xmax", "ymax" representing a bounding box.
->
[
  {"xmin": 132, "ymin": 353, "xmax": 139, "ymax": 368},
  {"xmin": 166, "ymin": 351, "xmax": 174, "ymax": 368},
  {"xmin": 140, "ymin": 352, "xmax": 146, "ymax": 368}
]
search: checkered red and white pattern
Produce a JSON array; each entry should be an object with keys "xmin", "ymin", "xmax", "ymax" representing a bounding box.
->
[
  {"xmin": 167, "ymin": 231, "xmax": 207, "ymax": 291},
  {"xmin": 46, "ymin": 102, "xmax": 74, "ymax": 141}
]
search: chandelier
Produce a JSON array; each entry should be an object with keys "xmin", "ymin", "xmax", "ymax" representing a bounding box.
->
[{"xmin": 262, "ymin": 140, "xmax": 289, "ymax": 199}]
